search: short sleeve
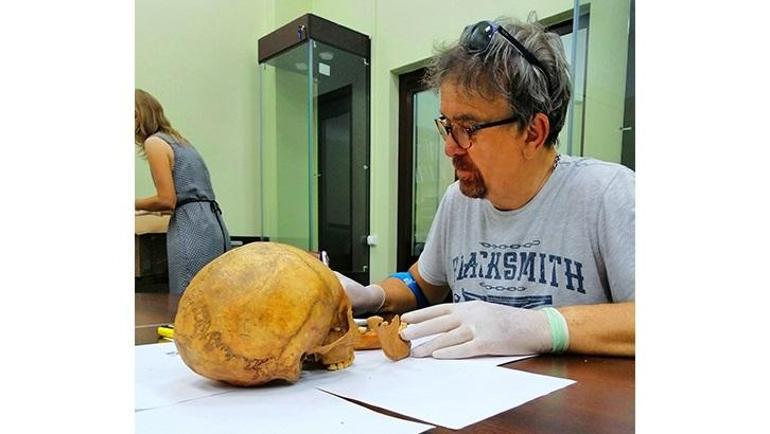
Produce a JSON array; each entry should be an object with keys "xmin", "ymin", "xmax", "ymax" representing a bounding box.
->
[
  {"xmin": 417, "ymin": 184, "xmax": 455, "ymax": 286},
  {"xmin": 597, "ymin": 168, "xmax": 635, "ymax": 302}
]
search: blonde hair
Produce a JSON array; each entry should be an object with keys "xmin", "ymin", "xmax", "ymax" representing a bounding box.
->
[{"xmin": 134, "ymin": 89, "xmax": 188, "ymax": 157}]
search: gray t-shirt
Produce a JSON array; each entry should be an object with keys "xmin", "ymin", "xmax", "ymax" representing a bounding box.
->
[{"xmin": 418, "ymin": 155, "xmax": 635, "ymax": 309}]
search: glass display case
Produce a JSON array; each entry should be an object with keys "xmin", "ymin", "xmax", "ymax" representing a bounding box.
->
[{"xmin": 258, "ymin": 14, "xmax": 371, "ymax": 283}]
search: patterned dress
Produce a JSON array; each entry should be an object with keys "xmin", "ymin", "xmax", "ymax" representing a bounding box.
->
[{"xmin": 153, "ymin": 132, "xmax": 230, "ymax": 294}]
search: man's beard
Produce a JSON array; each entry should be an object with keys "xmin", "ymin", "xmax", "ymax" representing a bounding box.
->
[{"xmin": 453, "ymin": 155, "xmax": 486, "ymax": 199}]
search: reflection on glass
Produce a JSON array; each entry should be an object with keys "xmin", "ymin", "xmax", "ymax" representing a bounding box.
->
[
  {"xmin": 570, "ymin": 0, "xmax": 633, "ymax": 165},
  {"xmin": 412, "ymin": 90, "xmax": 454, "ymax": 256},
  {"xmin": 260, "ymin": 43, "xmax": 312, "ymax": 249},
  {"xmin": 314, "ymin": 40, "xmax": 370, "ymax": 277},
  {"xmin": 558, "ymin": 21, "xmax": 588, "ymax": 156}
]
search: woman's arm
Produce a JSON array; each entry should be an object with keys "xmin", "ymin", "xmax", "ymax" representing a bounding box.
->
[
  {"xmin": 135, "ymin": 136, "xmax": 176, "ymax": 211},
  {"xmin": 559, "ymin": 301, "xmax": 635, "ymax": 356}
]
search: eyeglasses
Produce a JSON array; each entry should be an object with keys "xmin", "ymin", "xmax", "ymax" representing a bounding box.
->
[
  {"xmin": 434, "ymin": 115, "xmax": 519, "ymax": 149},
  {"xmin": 461, "ymin": 20, "xmax": 547, "ymax": 78}
]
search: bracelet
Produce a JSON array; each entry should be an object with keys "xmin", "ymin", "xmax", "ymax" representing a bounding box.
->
[
  {"xmin": 542, "ymin": 307, "xmax": 570, "ymax": 353},
  {"xmin": 390, "ymin": 271, "xmax": 429, "ymax": 309}
]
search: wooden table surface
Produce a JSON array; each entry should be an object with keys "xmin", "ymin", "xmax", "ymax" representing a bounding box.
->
[{"xmin": 135, "ymin": 293, "xmax": 634, "ymax": 433}]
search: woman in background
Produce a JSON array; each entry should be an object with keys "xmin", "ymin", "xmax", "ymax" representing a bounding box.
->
[{"xmin": 135, "ymin": 89, "xmax": 230, "ymax": 294}]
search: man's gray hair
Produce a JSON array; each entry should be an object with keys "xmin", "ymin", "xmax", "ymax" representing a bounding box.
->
[{"xmin": 425, "ymin": 17, "xmax": 572, "ymax": 147}]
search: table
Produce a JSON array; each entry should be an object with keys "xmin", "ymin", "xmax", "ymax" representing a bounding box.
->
[
  {"xmin": 135, "ymin": 292, "xmax": 179, "ymax": 345},
  {"xmin": 135, "ymin": 293, "xmax": 634, "ymax": 433}
]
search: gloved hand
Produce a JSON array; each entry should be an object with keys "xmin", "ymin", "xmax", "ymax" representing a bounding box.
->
[
  {"xmin": 400, "ymin": 300, "xmax": 552, "ymax": 359},
  {"xmin": 334, "ymin": 272, "xmax": 386, "ymax": 316}
]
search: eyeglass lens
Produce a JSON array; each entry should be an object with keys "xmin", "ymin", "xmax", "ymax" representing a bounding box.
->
[
  {"xmin": 435, "ymin": 118, "xmax": 471, "ymax": 148},
  {"xmin": 465, "ymin": 22, "xmax": 494, "ymax": 52},
  {"xmin": 462, "ymin": 20, "xmax": 547, "ymax": 75}
]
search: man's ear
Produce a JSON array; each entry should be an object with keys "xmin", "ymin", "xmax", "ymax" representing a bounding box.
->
[{"xmin": 522, "ymin": 113, "xmax": 550, "ymax": 160}]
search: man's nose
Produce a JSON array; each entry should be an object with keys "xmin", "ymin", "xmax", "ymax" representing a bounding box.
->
[{"xmin": 443, "ymin": 134, "xmax": 467, "ymax": 158}]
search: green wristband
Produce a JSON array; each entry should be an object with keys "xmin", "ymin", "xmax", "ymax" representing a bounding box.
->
[{"xmin": 542, "ymin": 307, "xmax": 570, "ymax": 353}]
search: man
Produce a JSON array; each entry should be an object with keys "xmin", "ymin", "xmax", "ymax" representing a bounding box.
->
[{"xmin": 338, "ymin": 17, "xmax": 634, "ymax": 359}]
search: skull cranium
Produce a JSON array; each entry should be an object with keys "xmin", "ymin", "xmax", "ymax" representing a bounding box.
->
[{"xmin": 173, "ymin": 242, "xmax": 357, "ymax": 386}]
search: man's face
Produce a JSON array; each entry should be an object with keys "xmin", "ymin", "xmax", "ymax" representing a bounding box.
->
[{"xmin": 439, "ymin": 79, "xmax": 524, "ymax": 199}]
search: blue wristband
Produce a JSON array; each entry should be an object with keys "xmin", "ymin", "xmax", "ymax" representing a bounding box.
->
[{"xmin": 390, "ymin": 271, "xmax": 429, "ymax": 309}]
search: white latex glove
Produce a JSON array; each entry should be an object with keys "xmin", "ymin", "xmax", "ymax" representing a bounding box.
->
[
  {"xmin": 400, "ymin": 300, "xmax": 552, "ymax": 359},
  {"xmin": 334, "ymin": 272, "xmax": 385, "ymax": 316}
]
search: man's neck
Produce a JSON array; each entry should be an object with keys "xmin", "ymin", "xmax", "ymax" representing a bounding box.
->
[{"xmin": 487, "ymin": 148, "xmax": 558, "ymax": 211}]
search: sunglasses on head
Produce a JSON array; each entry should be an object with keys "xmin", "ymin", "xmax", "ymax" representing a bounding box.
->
[{"xmin": 461, "ymin": 20, "xmax": 547, "ymax": 75}]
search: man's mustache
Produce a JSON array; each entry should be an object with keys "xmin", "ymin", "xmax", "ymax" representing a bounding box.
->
[{"xmin": 452, "ymin": 155, "xmax": 474, "ymax": 171}]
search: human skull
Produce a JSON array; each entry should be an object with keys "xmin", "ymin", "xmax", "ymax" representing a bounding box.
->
[{"xmin": 174, "ymin": 242, "xmax": 357, "ymax": 386}]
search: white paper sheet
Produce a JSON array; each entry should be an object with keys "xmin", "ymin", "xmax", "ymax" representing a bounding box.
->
[
  {"xmin": 304, "ymin": 349, "xmax": 575, "ymax": 430},
  {"xmin": 135, "ymin": 342, "xmax": 236, "ymax": 410},
  {"xmin": 136, "ymin": 384, "xmax": 434, "ymax": 434},
  {"xmin": 137, "ymin": 341, "xmax": 571, "ymax": 431}
]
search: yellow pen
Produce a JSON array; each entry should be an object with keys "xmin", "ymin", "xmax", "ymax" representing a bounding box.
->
[{"xmin": 157, "ymin": 324, "xmax": 175, "ymax": 340}]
